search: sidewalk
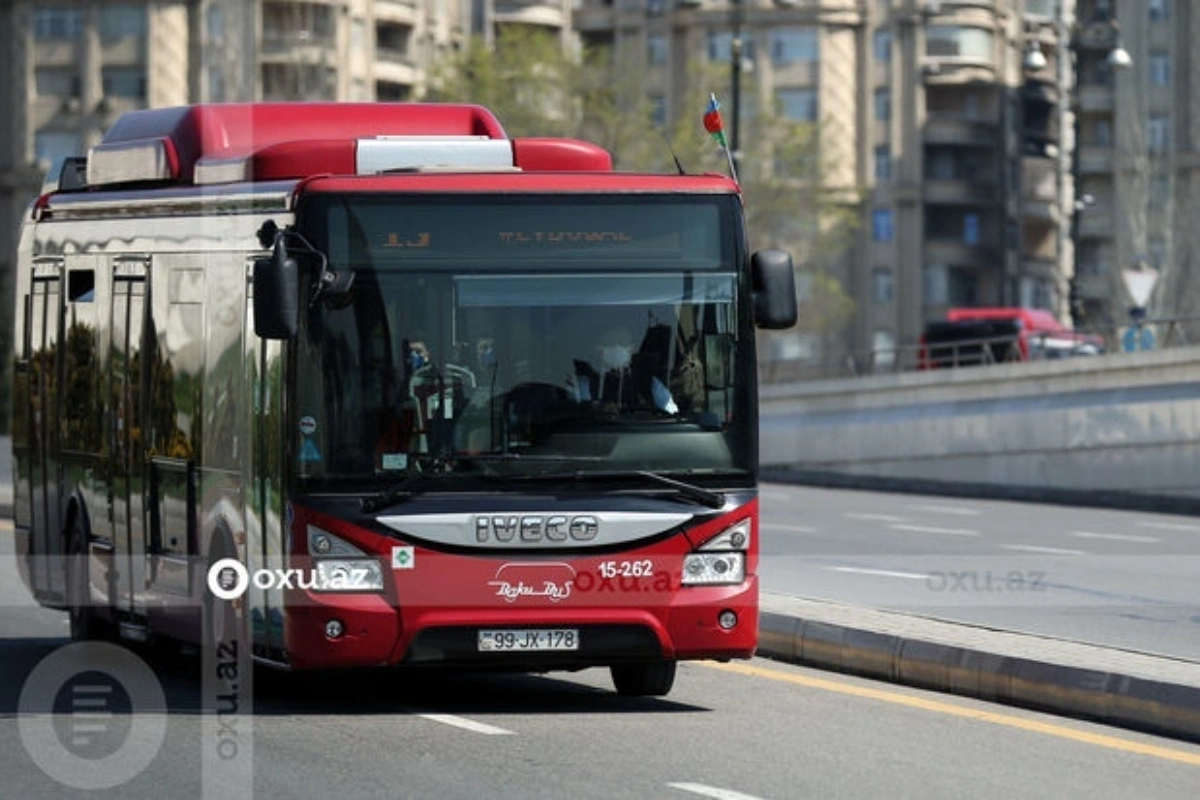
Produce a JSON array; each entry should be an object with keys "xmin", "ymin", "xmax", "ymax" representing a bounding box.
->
[{"xmin": 759, "ymin": 592, "xmax": 1200, "ymax": 743}]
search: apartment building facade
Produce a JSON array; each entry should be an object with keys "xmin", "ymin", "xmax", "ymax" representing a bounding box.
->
[{"xmin": 1, "ymin": 0, "xmax": 1194, "ymax": 384}]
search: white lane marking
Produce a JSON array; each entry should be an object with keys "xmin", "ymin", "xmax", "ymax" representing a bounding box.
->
[
  {"xmin": 1001, "ymin": 544, "xmax": 1085, "ymax": 556},
  {"xmin": 1071, "ymin": 531, "xmax": 1160, "ymax": 544},
  {"xmin": 888, "ymin": 523, "xmax": 979, "ymax": 537},
  {"xmin": 668, "ymin": 782, "xmax": 765, "ymax": 800},
  {"xmin": 761, "ymin": 522, "xmax": 818, "ymax": 534},
  {"xmin": 1134, "ymin": 520, "xmax": 1200, "ymax": 532},
  {"xmin": 418, "ymin": 713, "xmax": 514, "ymax": 735},
  {"xmin": 844, "ymin": 512, "xmax": 907, "ymax": 523},
  {"xmin": 905, "ymin": 504, "xmax": 983, "ymax": 516},
  {"xmin": 825, "ymin": 566, "xmax": 928, "ymax": 580}
]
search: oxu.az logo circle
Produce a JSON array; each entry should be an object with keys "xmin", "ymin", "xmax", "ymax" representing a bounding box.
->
[
  {"xmin": 18, "ymin": 641, "xmax": 167, "ymax": 790},
  {"xmin": 207, "ymin": 558, "xmax": 250, "ymax": 601}
]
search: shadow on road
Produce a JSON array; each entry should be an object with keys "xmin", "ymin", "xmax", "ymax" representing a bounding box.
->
[{"xmin": 0, "ymin": 635, "xmax": 707, "ymax": 719}]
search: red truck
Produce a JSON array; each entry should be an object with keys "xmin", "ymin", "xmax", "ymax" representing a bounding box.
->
[{"xmin": 920, "ymin": 307, "xmax": 1102, "ymax": 369}]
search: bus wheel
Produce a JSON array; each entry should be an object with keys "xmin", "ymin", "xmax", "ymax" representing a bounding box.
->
[
  {"xmin": 610, "ymin": 661, "xmax": 676, "ymax": 697},
  {"xmin": 66, "ymin": 519, "xmax": 104, "ymax": 641}
]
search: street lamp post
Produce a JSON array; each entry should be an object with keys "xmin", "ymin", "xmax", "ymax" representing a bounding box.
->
[
  {"xmin": 1067, "ymin": 14, "xmax": 1131, "ymax": 333},
  {"xmin": 730, "ymin": 0, "xmax": 744, "ymax": 177}
]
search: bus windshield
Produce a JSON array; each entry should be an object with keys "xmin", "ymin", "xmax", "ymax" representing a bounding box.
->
[{"xmin": 292, "ymin": 194, "xmax": 753, "ymax": 488}]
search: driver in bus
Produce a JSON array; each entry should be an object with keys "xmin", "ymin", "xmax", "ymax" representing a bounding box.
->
[{"xmin": 570, "ymin": 326, "xmax": 678, "ymax": 414}]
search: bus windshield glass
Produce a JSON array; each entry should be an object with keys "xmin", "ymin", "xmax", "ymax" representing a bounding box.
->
[{"xmin": 292, "ymin": 194, "xmax": 752, "ymax": 487}]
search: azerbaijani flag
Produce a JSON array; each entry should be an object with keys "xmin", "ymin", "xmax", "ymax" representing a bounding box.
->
[{"xmin": 704, "ymin": 93, "xmax": 728, "ymax": 148}]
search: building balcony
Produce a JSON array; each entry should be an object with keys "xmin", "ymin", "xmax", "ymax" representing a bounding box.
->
[
  {"xmin": 1076, "ymin": 85, "xmax": 1115, "ymax": 113},
  {"xmin": 374, "ymin": 0, "xmax": 418, "ymax": 25},
  {"xmin": 1077, "ymin": 207, "xmax": 1115, "ymax": 238},
  {"xmin": 493, "ymin": 1, "xmax": 567, "ymax": 29},
  {"xmin": 1077, "ymin": 145, "xmax": 1114, "ymax": 174},
  {"xmin": 924, "ymin": 115, "xmax": 1000, "ymax": 147},
  {"xmin": 33, "ymin": 41, "xmax": 79, "ymax": 67},
  {"xmin": 924, "ymin": 178, "xmax": 1000, "ymax": 205},
  {"xmin": 924, "ymin": 239, "xmax": 1002, "ymax": 269},
  {"xmin": 374, "ymin": 58, "xmax": 419, "ymax": 86},
  {"xmin": 261, "ymin": 35, "xmax": 337, "ymax": 63}
]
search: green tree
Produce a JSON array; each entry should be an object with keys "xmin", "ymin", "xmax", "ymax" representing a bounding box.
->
[{"xmin": 428, "ymin": 35, "xmax": 858, "ymax": 346}]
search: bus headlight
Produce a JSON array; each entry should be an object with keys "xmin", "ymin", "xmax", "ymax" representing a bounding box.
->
[
  {"xmin": 314, "ymin": 559, "xmax": 385, "ymax": 592},
  {"xmin": 681, "ymin": 553, "xmax": 745, "ymax": 585},
  {"xmin": 682, "ymin": 519, "xmax": 750, "ymax": 586}
]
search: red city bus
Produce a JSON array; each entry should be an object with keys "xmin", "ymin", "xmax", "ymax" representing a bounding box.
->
[{"xmin": 11, "ymin": 103, "xmax": 796, "ymax": 696}]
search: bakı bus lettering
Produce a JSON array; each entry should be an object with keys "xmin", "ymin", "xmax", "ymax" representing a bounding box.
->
[{"xmin": 475, "ymin": 515, "xmax": 599, "ymax": 543}]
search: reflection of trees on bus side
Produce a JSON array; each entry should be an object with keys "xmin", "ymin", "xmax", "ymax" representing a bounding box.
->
[{"xmin": 63, "ymin": 321, "xmax": 100, "ymax": 451}]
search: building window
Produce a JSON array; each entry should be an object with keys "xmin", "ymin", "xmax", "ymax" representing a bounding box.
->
[
  {"xmin": 1092, "ymin": 118, "xmax": 1112, "ymax": 146},
  {"xmin": 963, "ymin": 213, "xmax": 980, "ymax": 246},
  {"xmin": 647, "ymin": 34, "xmax": 667, "ymax": 66},
  {"xmin": 1149, "ymin": 0, "xmax": 1169, "ymax": 22},
  {"xmin": 770, "ymin": 27, "xmax": 818, "ymax": 65},
  {"xmin": 874, "ymin": 146, "xmax": 891, "ymax": 182},
  {"xmin": 874, "ymin": 88, "xmax": 891, "ymax": 121},
  {"xmin": 1148, "ymin": 114, "xmax": 1170, "ymax": 154},
  {"xmin": 777, "ymin": 88, "xmax": 818, "ymax": 122},
  {"xmin": 34, "ymin": 130, "xmax": 83, "ymax": 168},
  {"xmin": 872, "ymin": 268, "xmax": 894, "ymax": 303},
  {"xmin": 34, "ymin": 8, "xmax": 84, "ymax": 40},
  {"xmin": 923, "ymin": 265, "xmax": 949, "ymax": 305},
  {"xmin": 1149, "ymin": 52, "xmax": 1170, "ymax": 86},
  {"xmin": 206, "ymin": 5, "xmax": 225, "ymax": 42},
  {"xmin": 649, "ymin": 94, "xmax": 667, "ymax": 127},
  {"xmin": 872, "ymin": 331, "xmax": 896, "ymax": 369},
  {"xmin": 206, "ymin": 65, "xmax": 226, "ymax": 101},
  {"xmin": 100, "ymin": 6, "xmax": 148, "ymax": 41},
  {"xmin": 102, "ymin": 67, "xmax": 147, "ymax": 100},
  {"xmin": 708, "ymin": 30, "xmax": 755, "ymax": 64},
  {"xmin": 926, "ymin": 26, "xmax": 994, "ymax": 61},
  {"xmin": 873, "ymin": 30, "xmax": 891, "ymax": 62},
  {"xmin": 35, "ymin": 68, "xmax": 80, "ymax": 99},
  {"xmin": 950, "ymin": 269, "xmax": 978, "ymax": 306},
  {"xmin": 872, "ymin": 209, "xmax": 894, "ymax": 242}
]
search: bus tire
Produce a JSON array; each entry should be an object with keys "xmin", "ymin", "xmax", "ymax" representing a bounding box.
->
[
  {"xmin": 610, "ymin": 660, "xmax": 676, "ymax": 697},
  {"xmin": 66, "ymin": 517, "xmax": 106, "ymax": 641}
]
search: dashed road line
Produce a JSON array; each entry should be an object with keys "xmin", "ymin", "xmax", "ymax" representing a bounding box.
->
[
  {"xmin": 761, "ymin": 522, "xmax": 818, "ymax": 534},
  {"xmin": 418, "ymin": 713, "xmax": 514, "ymax": 736},
  {"xmin": 844, "ymin": 512, "xmax": 908, "ymax": 523},
  {"xmin": 1134, "ymin": 520, "xmax": 1200, "ymax": 533},
  {"xmin": 888, "ymin": 523, "xmax": 980, "ymax": 537},
  {"xmin": 1071, "ymin": 531, "xmax": 1160, "ymax": 544},
  {"xmin": 825, "ymin": 566, "xmax": 928, "ymax": 580},
  {"xmin": 1002, "ymin": 544, "xmax": 1086, "ymax": 556},
  {"xmin": 668, "ymin": 782, "xmax": 765, "ymax": 800},
  {"xmin": 905, "ymin": 504, "xmax": 983, "ymax": 516}
]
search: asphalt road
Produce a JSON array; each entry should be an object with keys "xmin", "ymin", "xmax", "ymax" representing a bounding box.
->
[
  {"xmin": 4, "ymin": 519, "xmax": 1200, "ymax": 797},
  {"xmin": 759, "ymin": 483, "xmax": 1200, "ymax": 661}
]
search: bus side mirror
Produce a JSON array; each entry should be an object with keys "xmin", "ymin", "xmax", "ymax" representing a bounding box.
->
[
  {"xmin": 751, "ymin": 249, "xmax": 798, "ymax": 330},
  {"xmin": 253, "ymin": 239, "xmax": 299, "ymax": 339}
]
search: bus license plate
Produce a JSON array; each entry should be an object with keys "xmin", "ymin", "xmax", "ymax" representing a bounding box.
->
[{"xmin": 478, "ymin": 629, "xmax": 579, "ymax": 652}]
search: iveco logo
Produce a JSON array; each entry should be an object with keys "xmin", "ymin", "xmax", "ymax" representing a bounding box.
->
[{"xmin": 474, "ymin": 515, "xmax": 599, "ymax": 544}]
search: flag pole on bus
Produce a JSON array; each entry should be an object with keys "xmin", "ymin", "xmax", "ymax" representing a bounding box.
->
[{"xmin": 704, "ymin": 92, "xmax": 739, "ymax": 185}]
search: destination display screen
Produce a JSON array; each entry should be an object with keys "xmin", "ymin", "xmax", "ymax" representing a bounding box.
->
[{"xmin": 300, "ymin": 195, "xmax": 734, "ymax": 271}]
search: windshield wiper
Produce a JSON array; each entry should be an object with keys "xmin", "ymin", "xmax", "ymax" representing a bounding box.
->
[
  {"xmin": 360, "ymin": 474, "xmax": 441, "ymax": 514},
  {"xmin": 526, "ymin": 468, "xmax": 726, "ymax": 510}
]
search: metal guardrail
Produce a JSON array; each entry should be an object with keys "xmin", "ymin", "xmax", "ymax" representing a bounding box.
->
[{"xmin": 761, "ymin": 314, "xmax": 1200, "ymax": 383}]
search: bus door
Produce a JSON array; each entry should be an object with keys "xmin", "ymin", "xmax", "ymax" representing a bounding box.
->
[
  {"xmin": 110, "ymin": 258, "xmax": 148, "ymax": 615},
  {"xmin": 25, "ymin": 258, "xmax": 64, "ymax": 598}
]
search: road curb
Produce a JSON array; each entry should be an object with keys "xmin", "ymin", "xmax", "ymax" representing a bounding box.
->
[{"xmin": 757, "ymin": 593, "xmax": 1200, "ymax": 744}]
